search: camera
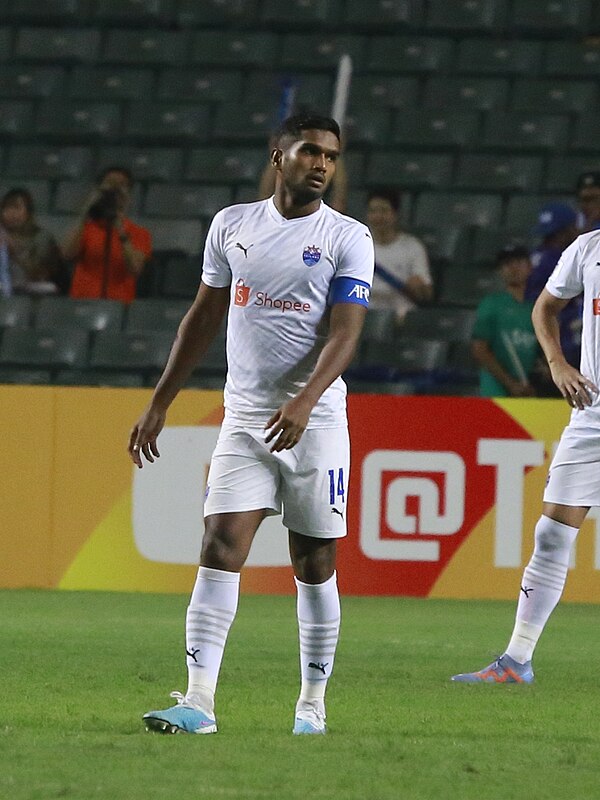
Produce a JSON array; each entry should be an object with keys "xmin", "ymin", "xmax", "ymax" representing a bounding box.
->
[{"xmin": 88, "ymin": 188, "xmax": 120, "ymax": 222}]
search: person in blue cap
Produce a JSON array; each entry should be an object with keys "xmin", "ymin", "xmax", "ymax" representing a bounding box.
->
[{"xmin": 526, "ymin": 202, "xmax": 581, "ymax": 373}]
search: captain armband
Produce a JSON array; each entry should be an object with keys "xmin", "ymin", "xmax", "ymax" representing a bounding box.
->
[{"xmin": 328, "ymin": 277, "xmax": 371, "ymax": 307}]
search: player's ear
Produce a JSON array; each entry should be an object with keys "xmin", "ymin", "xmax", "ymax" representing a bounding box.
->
[{"xmin": 270, "ymin": 148, "xmax": 283, "ymax": 169}]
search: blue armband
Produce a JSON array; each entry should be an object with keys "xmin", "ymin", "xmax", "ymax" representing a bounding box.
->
[{"xmin": 328, "ymin": 277, "xmax": 371, "ymax": 307}]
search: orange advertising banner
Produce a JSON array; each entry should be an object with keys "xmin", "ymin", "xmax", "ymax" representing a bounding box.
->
[{"xmin": 2, "ymin": 386, "xmax": 599, "ymax": 601}]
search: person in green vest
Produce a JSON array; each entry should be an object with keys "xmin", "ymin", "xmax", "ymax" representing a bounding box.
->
[{"xmin": 472, "ymin": 244, "xmax": 539, "ymax": 397}]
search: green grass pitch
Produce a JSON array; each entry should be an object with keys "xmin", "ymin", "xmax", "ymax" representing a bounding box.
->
[{"xmin": 2, "ymin": 589, "xmax": 599, "ymax": 800}]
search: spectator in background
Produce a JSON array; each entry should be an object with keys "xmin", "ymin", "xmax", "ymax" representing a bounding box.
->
[
  {"xmin": 365, "ymin": 187, "xmax": 433, "ymax": 324},
  {"xmin": 472, "ymin": 245, "xmax": 539, "ymax": 398},
  {"xmin": 63, "ymin": 166, "xmax": 151, "ymax": 303},
  {"xmin": 527, "ymin": 203, "xmax": 581, "ymax": 372},
  {"xmin": 576, "ymin": 171, "xmax": 600, "ymax": 232},
  {"xmin": 0, "ymin": 188, "xmax": 67, "ymax": 297}
]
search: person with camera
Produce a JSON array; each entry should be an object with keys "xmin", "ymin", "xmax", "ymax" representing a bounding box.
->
[{"xmin": 64, "ymin": 166, "xmax": 151, "ymax": 303}]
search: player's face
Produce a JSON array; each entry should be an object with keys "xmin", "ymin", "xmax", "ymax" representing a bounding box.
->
[{"xmin": 278, "ymin": 129, "xmax": 339, "ymax": 203}]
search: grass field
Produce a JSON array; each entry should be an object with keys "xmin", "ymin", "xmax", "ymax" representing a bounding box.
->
[{"xmin": 2, "ymin": 589, "xmax": 599, "ymax": 800}]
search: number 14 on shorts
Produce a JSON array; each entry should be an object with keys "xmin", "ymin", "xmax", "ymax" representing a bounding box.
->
[{"xmin": 328, "ymin": 468, "xmax": 345, "ymax": 505}]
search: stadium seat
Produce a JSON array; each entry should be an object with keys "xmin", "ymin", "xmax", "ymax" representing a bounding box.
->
[
  {"xmin": 343, "ymin": 107, "xmax": 391, "ymax": 147},
  {"xmin": 140, "ymin": 219, "xmax": 204, "ymax": 254},
  {"xmin": 54, "ymin": 368, "xmax": 145, "ymax": 387},
  {"xmin": 96, "ymin": 147, "xmax": 183, "ymax": 183},
  {"xmin": 126, "ymin": 298, "xmax": 189, "ymax": 333},
  {"xmin": 411, "ymin": 225, "xmax": 467, "ymax": 264},
  {"xmin": 0, "ymin": 328, "xmax": 89, "ymax": 369},
  {"xmin": 68, "ymin": 66, "xmax": 154, "ymax": 100},
  {"xmin": 509, "ymin": 0, "xmax": 592, "ymax": 35},
  {"xmin": 414, "ymin": 192, "xmax": 502, "ymax": 229},
  {"xmin": 482, "ymin": 112, "xmax": 569, "ymax": 151},
  {"xmin": 366, "ymin": 36, "xmax": 453, "ymax": 73},
  {"xmin": 457, "ymin": 39, "xmax": 542, "ymax": 76},
  {"xmin": 89, "ymin": 331, "xmax": 173, "ymax": 372},
  {"xmin": 447, "ymin": 340, "xmax": 479, "ymax": 381},
  {"xmin": 280, "ymin": 35, "xmax": 365, "ymax": 71},
  {"xmin": 245, "ymin": 72, "xmax": 333, "ymax": 115},
  {"xmin": 0, "ymin": 28, "xmax": 9, "ymax": 62},
  {"xmin": 191, "ymin": 32, "xmax": 278, "ymax": 68},
  {"xmin": 438, "ymin": 268, "xmax": 503, "ymax": 308},
  {"xmin": 0, "ymin": 179, "xmax": 50, "ymax": 212},
  {"xmin": 0, "ymin": 296, "xmax": 33, "ymax": 329},
  {"xmin": 426, "ymin": 0, "xmax": 507, "ymax": 32},
  {"xmin": 0, "ymin": 367, "xmax": 52, "ymax": 384},
  {"xmin": 470, "ymin": 228, "xmax": 530, "ymax": 266},
  {"xmin": 212, "ymin": 104, "xmax": 276, "ymax": 143},
  {"xmin": 126, "ymin": 103, "xmax": 210, "ymax": 143},
  {"xmin": 92, "ymin": 0, "xmax": 174, "ymax": 27},
  {"xmin": 351, "ymin": 75, "xmax": 419, "ymax": 111},
  {"xmin": 511, "ymin": 79, "xmax": 596, "ymax": 114},
  {"xmin": 344, "ymin": 0, "xmax": 424, "ymax": 29},
  {"xmin": 544, "ymin": 156, "xmax": 600, "ymax": 193},
  {"xmin": 391, "ymin": 109, "xmax": 479, "ymax": 148},
  {"xmin": 260, "ymin": 0, "xmax": 341, "ymax": 27},
  {"xmin": 35, "ymin": 298, "xmax": 125, "ymax": 332},
  {"xmin": 103, "ymin": 30, "xmax": 190, "ymax": 65},
  {"xmin": 14, "ymin": 27, "xmax": 101, "ymax": 62},
  {"xmin": 6, "ymin": 145, "xmax": 93, "ymax": 179},
  {"xmin": 362, "ymin": 337, "xmax": 448, "ymax": 374},
  {"xmin": 544, "ymin": 42, "xmax": 600, "ymax": 78},
  {"xmin": 144, "ymin": 184, "xmax": 232, "ymax": 219},
  {"xmin": 0, "ymin": 65, "xmax": 65, "ymax": 98},
  {"xmin": 360, "ymin": 308, "xmax": 396, "ymax": 344},
  {"xmin": 186, "ymin": 148, "xmax": 266, "ymax": 185},
  {"xmin": 157, "ymin": 69, "xmax": 243, "ymax": 103},
  {"xmin": 177, "ymin": 0, "xmax": 260, "ymax": 27},
  {"xmin": 6, "ymin": 0, "xmax": 84, "ymax": 24},
  {"xmin": 454, "ymin": 154, "xmax": 543, "ymax": 193},
  {"xmin": 504, "ymin": 194, "xmax": 573, "ymax": 230},
  {"xmin": 423, "ymin": 76, "xmax": 509, "ymax": 111},
  {"xmin": 54, "ymin": 180, "xmax": 141, "ymax": 215},
  {"xmin": 0, "ymin": 100, "xmax": 34, "ymax": 137},
  {"xmin": 161, "ymin": 254, "xmax": 202, "ymax": 299},
  {"xmin": 36, "ymin": 100, "xmax": 121, "ymax": 140},
  {"xmin": 366, "ymin": 152, "xmax": 453, "ymax": 190},
  {"xmin": 402, "ymin": 307, "xmax": 476, "ymax": 342},
  {"xmin": 571, "ymin": 115, "xmax": 600, "ymax": 151},
  {"xmin": 343, "ymin": 377, "xmax": 415, "ymax": 395}
]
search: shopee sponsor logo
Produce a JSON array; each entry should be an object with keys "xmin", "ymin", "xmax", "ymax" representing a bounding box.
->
[
  {"xmin": 234, "ymin": 279, "xmax": 251, "ymax": 307},
  {"xmin": 255, "ymin": 291, "xmax": 311, "ymax": 313},
  {"xmin": 593, "ymin": 298, "xmax": 600, "ymax": 316}
]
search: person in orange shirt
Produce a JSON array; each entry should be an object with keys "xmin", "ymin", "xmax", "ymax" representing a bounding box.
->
[{"xmin": 64, "ymin": 166, "xmax": 151, "ymax": 303}]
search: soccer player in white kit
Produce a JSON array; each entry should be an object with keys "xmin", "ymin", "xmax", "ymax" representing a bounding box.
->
[
  {"xmin": 452, "ymin": 229, "xmax": 600, "ymax": 684},
  {"xmin": 128, "ymin": 113, "xmax": 374, "ymax": 733}
]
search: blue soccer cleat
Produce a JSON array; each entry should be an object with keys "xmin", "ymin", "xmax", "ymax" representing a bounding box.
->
[
  {"xmin": 451, "ymin": 654, "xmax": 534, "ymax": 684},
  {"xmin": 293, "ymin": 700, "xmax": 327, "ymax": 735},
  {"xmin": 143, "ymin": 691, "xmax": 217, "ymax": 734}
]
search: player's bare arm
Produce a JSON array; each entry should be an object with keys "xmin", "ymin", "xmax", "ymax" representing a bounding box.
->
[
  {"xmin": 129, "ymin": 282, "xmax": 230, "ymax": 467},
  {"xmin": 265, "ymin": 302, "xmax": 367, "ymax": 452},
  {"xmin": 532, "ymin": 288, "xmax": 598, "ymax": 409},
  {"xmin": 471, "ymin": 338, "xmax": 534, "ymax": 397}
]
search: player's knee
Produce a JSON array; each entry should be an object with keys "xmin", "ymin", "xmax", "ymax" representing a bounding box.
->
[
  {"xmin": 534, "ymin": 515, "xmax": 577, "ymax": 556},
  {"xmin": 200, "ymin": 532, "xmax": 246, "ymax": 572}
]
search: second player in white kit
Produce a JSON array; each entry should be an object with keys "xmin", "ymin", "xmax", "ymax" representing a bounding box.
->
[
  {"xmin": 453, "ymin": 230, "xmax": 600, "ymax": 685},
  {"xmin": 129, "ymin": 113, "xmax": 374, "ymax": 734}
]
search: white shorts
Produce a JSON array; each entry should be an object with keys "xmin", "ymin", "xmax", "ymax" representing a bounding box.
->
[
  {"xmin": 544, "ymin": 424, "xmax": 600, "ymax": 507},
  {"xmin": 204, "ymin": 420, "xmax": 350, "ymax": 538}
]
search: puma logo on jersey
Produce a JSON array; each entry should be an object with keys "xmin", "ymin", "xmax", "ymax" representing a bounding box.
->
[{"xmin": 235, "ymin": 242, "xmax": 254, "ymax": 258}]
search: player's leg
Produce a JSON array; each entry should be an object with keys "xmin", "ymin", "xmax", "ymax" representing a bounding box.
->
[
  {"xmin": 453, "ymin": 426, "xmax": 594, "ymax": 684},
  {"xmin": 281, "ymin": 427, "xmax": 348, "ymax": 734},
  {"xmin": 144, "ymin": 424, "xmax": 280, "ymax": 734}
]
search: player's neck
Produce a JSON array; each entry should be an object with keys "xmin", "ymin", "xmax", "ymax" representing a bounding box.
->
[{"xmin": 272, "ymin": 190, "xmax": 322, "ymax": 220}]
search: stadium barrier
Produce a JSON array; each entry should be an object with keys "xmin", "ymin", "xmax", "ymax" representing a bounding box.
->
[{"xmin": 2, "ymin": 386, "xmax": 599, "ymax": 602}]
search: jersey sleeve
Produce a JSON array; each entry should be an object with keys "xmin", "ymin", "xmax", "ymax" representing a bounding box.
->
[
  {"xmin": 545, "ymin": 237, "xmax": 584, "ymax": 299},
  {"xmin": 410, "ymin": 237, "xmax": 432, "ymax": 284},
  {"xmin": 328, "ymin": 223, "xmax": 375, "ymax": 307},
  {"xmin": 201, "ymin": 210, "xmax": 232, "ymax": 288}
]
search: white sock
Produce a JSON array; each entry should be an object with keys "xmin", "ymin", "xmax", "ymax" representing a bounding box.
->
[
  {"xmin": 185, "ymin": 566, "xmax": 240, "ymax": 714},
  {"xmin": 295, "ymin": 571, "xmax": 341, "ymax": 712},
  {"xmin": 506, "ymin": 515, "xmax": 578, "ymax": 664}
]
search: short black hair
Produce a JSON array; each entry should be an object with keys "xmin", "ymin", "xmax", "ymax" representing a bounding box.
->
[
  {"xmin": 496, "ymin": 243, "xmax": 530, "ymax": 268},
  {"xmin": 97, "ymin": 165, "xmax": 134, "ymax": 188},
  {"xmin": 367, "ymin": 187, "xmax": 401, "ymax": 212},
  {"xmin": 275, "ymin": 113, "xmax": 341, "ymax": 145},
  {"xmin": 0, "ymin": 187, "xmax": 34, "ymax": 217}
]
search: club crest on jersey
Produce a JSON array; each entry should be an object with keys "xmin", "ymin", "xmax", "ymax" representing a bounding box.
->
[{"xmin": 302, "ymin": 245, "xmax": 321, "ymax": 266}]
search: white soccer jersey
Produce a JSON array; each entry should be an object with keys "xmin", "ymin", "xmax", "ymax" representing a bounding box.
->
[
  {"xmin": 546, "ymin": 229, "xmax": 600, "ymax": 427},
  {"xmin": 201, "ymin": 198, "xmax": 374, "ymax": 428}
]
